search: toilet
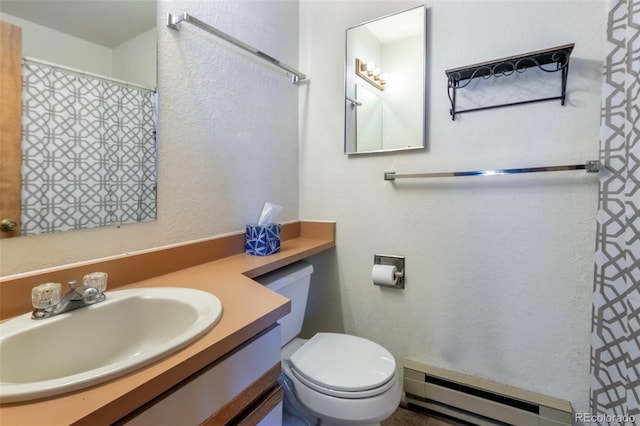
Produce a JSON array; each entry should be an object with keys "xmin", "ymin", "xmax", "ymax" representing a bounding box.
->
[{"xmin": 255, "ymin": 261, "xmax": 401, "ymax": 425}]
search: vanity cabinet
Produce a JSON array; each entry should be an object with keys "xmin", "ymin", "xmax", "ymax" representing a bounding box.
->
[
  {"xmin": 119, "ymin": 325, "xmax": 283, "ymax": 425},
  {"xmin": 0, "ymin": 222, "xmax": 335, "ymax": 425}
]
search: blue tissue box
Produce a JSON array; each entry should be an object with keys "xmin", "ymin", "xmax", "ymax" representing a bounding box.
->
[{"xmin": 245, "ymin": 224, "xmax": 281, "ymax": 256}]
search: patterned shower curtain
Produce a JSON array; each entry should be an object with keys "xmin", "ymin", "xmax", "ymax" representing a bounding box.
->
[
  {"xmin": 590, "ymin": 0, "xmax": 640, "ymax": 422},
  {"xmin": 21, "ymin": 60, "xmax": 157, "ymax": 235}
]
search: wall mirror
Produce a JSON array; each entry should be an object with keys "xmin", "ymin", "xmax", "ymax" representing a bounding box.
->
[
  {"xmin": 344, "ymin": 6, "xmax": 426, "ymax": 154},
  {"xmin": 0, "ymin": 0, "xmax": 157, "ymax": 239}
]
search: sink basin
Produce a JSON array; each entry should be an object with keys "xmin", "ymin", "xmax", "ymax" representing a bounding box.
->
[{"xmin": 0, "ymin": 287, "xmax": 222, "ymax": 403}]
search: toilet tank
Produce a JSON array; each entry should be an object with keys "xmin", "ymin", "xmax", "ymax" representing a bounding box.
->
[{"xmin": 255, "ymin": 260, "xmax": 314, "ymax": 347}]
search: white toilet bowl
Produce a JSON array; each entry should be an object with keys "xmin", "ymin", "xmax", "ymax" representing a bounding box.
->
[
  {"xmin": 255, "ymin": 261, "xmax": 401, "ymax": 425},
  {"xmin": 280, "ymin": 334, "xmax": 401, "ymax": 426}
]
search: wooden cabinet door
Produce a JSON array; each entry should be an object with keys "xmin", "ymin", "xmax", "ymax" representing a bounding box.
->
[{"xmin": 0, "ymin": 21, "xmax": 22, "ymax": 238}]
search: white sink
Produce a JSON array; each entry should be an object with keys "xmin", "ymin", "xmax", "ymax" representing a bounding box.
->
[{"xmin": 0, "ymin": 287, "xmax": 222, "ymax": 403}]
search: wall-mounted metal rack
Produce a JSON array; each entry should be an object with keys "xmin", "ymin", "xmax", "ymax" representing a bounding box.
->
[
  {"xmin": 166, "ymin": 12, "xmax": 307, "ymax": 84},
  {"xmin": 445, "ymin": 43, "xmax": 574, "ymax": 120}
]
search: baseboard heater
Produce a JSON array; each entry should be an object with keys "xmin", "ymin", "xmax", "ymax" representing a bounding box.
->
[{"xmin": 403, "ymin": 360, "xmax": 573, "ymax": 426}]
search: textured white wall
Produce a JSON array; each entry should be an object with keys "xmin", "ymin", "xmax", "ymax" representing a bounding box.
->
[
  {"xmin": 3, "ymin": 12, "xmax": 156, "ymax": 87},
  {"xmin": 299, "ymin": 0, "xmax": 605, "ymax": 415},
  {"xmin": 1, "ymin": 13, "xmax": 112, "ymax": 75},
  {"xmin": 382, "ymin": 34, "xmax": 423, "ymax": 150},
  {"xmin": 0, "ymin": 0, "xmax": 300, "ymax": 276},
  {"xmin": 112, "ymin": 28, "xmax": 157, "ymax": 88}
]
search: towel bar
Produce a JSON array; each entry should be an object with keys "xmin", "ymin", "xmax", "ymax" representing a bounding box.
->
[
  {"xmin": 384, "ymin": 160, "xmax": 600, "ymax": 181},
  {"xmin": 167, "ymin": 12, "xmax": 307, "ymax": 84}
]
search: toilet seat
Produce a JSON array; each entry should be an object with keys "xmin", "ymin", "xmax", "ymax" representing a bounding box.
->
[{"xmin": 288, "ymin": 333, "xmax": 396, "ymax": 399}]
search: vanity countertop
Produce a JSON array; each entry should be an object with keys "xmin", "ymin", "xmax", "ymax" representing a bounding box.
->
[{"xmin": 0, "ymin": 221, "xmax": 335, "ymax": 425}]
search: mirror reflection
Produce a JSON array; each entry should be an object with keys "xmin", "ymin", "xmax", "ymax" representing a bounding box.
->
[
  {"xmin": 344, "ymin": 6, "xmax": 426, "ymax": 154},
  {"xmin": 0, "ymin": 0, "xmax": 157, "ymax": 238}
]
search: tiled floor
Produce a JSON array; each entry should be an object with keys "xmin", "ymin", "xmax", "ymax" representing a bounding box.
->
[{"xmin": 382, "ymin": 406, "xmax": 462, "ymax": 426}]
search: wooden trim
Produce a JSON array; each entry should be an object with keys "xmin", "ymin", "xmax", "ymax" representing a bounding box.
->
[
  {"xmin": 200, "ymin": 363, "xmax": 281, "ymax": 426},
  {"xmin": 0, "ymin": 21, "xmax": 23, "ymax": 239},
  {"xmin": 280, "ymin": 221, "xmax": 300, "ymax": 241},
  {"xmin": 236, "ymin": 385, "xmax": 283, "ymax": 426},
  {"xmin": 300, "ymin": 220, "xmax": 336, "ymax": 241}
]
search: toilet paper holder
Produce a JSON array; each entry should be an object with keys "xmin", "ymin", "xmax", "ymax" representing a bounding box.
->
[{"xmin": 373, "ymin": 254, "xmax": 405, "ymax": 289}]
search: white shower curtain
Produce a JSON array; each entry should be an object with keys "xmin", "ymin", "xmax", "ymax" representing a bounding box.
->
[
  {"xmin": 590, "ymin": 0, "xmax": 640, "ymax": 421},
  {"xmin": 21, "ymin": 60, "xmax": 157, "ymax": 235}
]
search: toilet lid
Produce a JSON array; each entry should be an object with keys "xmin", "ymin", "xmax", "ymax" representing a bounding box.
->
[{"xmin": 289, "ymin": 333, "xmax": 396, "ymax": 392}]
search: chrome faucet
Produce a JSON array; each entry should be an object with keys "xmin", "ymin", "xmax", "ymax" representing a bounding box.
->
[{"xmin": 31, "ymin": 273, "xmax": 108, "ymax": 320}]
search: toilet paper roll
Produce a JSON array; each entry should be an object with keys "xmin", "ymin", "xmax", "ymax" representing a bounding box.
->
[{"xmin": 372, "ymin": 264, "xmax": 398, "ymax": 286}]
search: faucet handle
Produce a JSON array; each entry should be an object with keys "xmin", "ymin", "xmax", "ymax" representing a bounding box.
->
[
  {"xmin": 32, "ymin": 283, "xmax": 62, "ymax": 309},
  {"xmin": 83, "ymin": 272, "xmax": 108, "ymax": 293}
]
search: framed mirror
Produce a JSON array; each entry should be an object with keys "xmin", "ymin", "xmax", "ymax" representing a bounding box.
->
[
  {"xmin": 0, "ymin": 0, "xmax": 157, "ymax": 238},
  {"xmin": 344, "ymin": 6, "xmax": 426, "ymax": 154}
]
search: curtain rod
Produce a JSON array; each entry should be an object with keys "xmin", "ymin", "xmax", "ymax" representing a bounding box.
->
[
  {"xmin": 22, "ymin": 57, "xmax": 155, "ymax": 92},
  {"xmin": 166, "ymin": 12, "xmax": 307, "ymax": 84},
  {"xmin": 384, "ymin": 160, "xmax": 600, "ymax": 181}
]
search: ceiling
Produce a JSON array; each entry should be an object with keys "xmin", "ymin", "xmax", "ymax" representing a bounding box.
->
[{"xmin": 0, "ymin": 0, "xmax": 156, "ymax": 48}]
